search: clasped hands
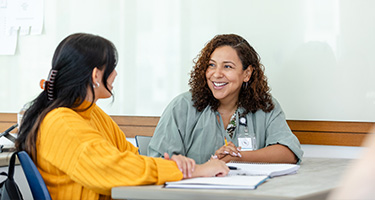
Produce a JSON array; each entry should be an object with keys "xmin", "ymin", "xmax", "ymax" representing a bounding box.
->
[{"xmin": 212, "ymin": 141, "xmax": 242, "ymax": 163}]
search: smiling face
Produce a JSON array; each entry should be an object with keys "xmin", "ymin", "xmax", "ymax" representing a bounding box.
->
[{"xmin": 205, "ymin": 45, "xmax": 252, "ymax": 105}]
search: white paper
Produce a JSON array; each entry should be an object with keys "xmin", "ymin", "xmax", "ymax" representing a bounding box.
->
[
  {"xmin": 19, "ymin": 25, "xmax": 29, "ymax": 35},
  {"xmin": 0, "ymin": 8, "xmax": 17, "ymax": 55},
  {"xmin": 6, "ymin": 0, "xmax": 43, "ymax": 35},
  {"xmin": 0, "ymin": 0, "xmax": 7, "ymax": 8},
  {"xmin": 0, "ymin": 0, "xmax": 43, "ymax": 55},
  {"xmin": 227, "ymin": 163, "xmax": 300, "ymax": 178}
]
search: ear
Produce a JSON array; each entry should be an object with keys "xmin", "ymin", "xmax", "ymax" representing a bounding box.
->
[
  {"xmin": 243, "ymin": 65, "xmax": 253, "ymax": 82},
  {"xmin": 92, "ymin": 67, "xmax": 101, "ymax": 84}
]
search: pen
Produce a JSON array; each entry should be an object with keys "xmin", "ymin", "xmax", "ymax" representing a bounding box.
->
[{"xmin": 224, "ymin": 137, "xmax": 228, "ymax": 146}]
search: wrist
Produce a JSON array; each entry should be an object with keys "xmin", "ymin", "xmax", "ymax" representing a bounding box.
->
[
  {"xmin": 230, "ymin": 156, "xmax": 241, "ymax": 162},
  {"xmin": 191, "ymin": 164, "xmax": 204, "ymax": 178}
]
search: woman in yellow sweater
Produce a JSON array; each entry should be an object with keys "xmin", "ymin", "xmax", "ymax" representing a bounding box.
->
[{"xmin": 15, "ymin": 33, "xmax": 229, "ymax": 199}]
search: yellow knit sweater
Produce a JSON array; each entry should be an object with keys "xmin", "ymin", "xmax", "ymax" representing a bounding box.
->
[{"xmin": 36, "ymin": 101, "xmax": 183, "ymax": 199}]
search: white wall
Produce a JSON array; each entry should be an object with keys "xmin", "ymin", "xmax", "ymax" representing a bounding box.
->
[{"xmin": 0, "ymin": 0, "xmax": 374, "ymax": 122}]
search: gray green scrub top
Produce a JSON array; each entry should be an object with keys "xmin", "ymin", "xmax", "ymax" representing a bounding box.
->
[{"xmin": 147, "ymin": 92, "xmax": 303, "ymax": 164}]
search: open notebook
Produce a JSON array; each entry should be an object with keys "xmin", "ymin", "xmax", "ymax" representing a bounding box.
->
[
  {"xmin": 227, "ymin": 162, "xmax": 300, "ymax": 178},
  {"xmin": 164, "ymin": 175, "xmax": 269, "ymax": 190},
  {"xmin": 164, "ymin": 163, "xmax": 299, "ymax": 190}
]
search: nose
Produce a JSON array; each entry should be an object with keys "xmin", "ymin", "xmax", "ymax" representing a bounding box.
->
[{"xmin": 212, "ymin": 67, "xmax": 224, "ymax": 78}]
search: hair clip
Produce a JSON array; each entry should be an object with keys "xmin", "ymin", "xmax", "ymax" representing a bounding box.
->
[
  {"xmin": 40, "ymin": 69, "xmax": 58, "ymax": 101},
  {"xmin": 40, "ymin": 79, "xmax": 46, "ymax": 90}
]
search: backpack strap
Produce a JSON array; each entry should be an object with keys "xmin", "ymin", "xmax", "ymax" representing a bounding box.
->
[
  {"xmin": 0, "ymin": 152, "xmax": 23, "ymax": 200},
  {"xmin": 0, "ymin": 172, "xmax": 7, "ymax": 187},
  {"xmin": 6, "ymin": 152, "xmax": 17, "ymax": 181}
]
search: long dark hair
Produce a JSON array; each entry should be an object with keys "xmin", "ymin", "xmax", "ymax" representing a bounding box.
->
[
  {"xmin": 15, "ymin": 33, "xmax": 118, "ymax": 160},
  {"xmin": 189, "ymin": 33, "xmax": 274, "ymax": 114}
]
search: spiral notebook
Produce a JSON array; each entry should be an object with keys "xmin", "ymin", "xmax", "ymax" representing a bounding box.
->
[{"xmin": 227, "ymin": 162, "xmax": 300, "ymax": 178}]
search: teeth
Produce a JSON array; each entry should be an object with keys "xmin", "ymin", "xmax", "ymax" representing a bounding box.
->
[{"xmin": 213, "ymin": 82, "xmax": 227, "ymax": 87}]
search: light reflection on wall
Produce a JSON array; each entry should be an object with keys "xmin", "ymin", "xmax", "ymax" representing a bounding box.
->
[{"xmin": 304, "ymin": 0, "xmax": 339, "ymax": 57}]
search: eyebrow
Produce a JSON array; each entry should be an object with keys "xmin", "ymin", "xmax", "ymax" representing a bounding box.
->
[
  {"xmin": 209, "ymin": 59, "xmax": 236, "ymax": 66},
  {"xmin": 209, "ymin": 59, "xmax": 216, "ymax": 63},
  {"xmin": 223, "ymin": 61, "xmax": 236, "ymax": 66}
]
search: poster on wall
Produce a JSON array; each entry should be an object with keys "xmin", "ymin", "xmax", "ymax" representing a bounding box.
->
[{"xmin": 0, "ymin": 0, "xmax": 44, "ymax": 55}]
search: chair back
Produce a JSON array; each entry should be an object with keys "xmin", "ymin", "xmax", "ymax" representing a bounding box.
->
[
  {"xmin": 17, "ymin": 151, "xmax": 52, "ymax": 200},
  {"xmin": 135, "ymin": 135, "xmax": 152, "ymax": 155}
]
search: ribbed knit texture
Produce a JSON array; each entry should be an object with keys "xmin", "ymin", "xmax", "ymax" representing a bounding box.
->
[{"xmin": 36, "ymin": 101, "xmax": 183, "ymax": 200}]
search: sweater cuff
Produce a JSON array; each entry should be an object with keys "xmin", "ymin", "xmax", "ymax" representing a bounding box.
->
[{"xmin": 153, "ymin": 157, "xmax": 183, "ymax": 185}]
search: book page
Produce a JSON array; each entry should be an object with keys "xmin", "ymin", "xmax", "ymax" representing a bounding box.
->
[{"xmin": 227, "ymin": 163, "xmax": 300, "ymax": 177}]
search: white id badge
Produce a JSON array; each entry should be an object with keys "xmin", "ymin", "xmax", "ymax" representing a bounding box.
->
[{"xmin": 238, "ymin": 137, "xmax": 255, "ymax": 151}]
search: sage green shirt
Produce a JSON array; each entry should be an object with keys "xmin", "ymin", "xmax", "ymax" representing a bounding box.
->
[{"xmin": 148, "ymin": 92, "xmax": 303, "ymax": 164}]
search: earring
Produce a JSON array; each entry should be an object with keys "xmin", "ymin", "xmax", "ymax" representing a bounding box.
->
[
  {"xmin": 93, "ymin": 82, "xmax": 100, "ymax": 88},
  {"xmin": 242, "ymin": 81, "xmax": 248, "ymax": 89}
]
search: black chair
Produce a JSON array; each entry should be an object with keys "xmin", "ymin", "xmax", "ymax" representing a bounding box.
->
[{"xmin": 17, "ymin": 151, "xmax": 52, "ymax": 200}]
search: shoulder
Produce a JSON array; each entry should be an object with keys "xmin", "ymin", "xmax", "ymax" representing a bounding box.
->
[
  {"xmin": 40, "ymin": 105, "xmax": 117, "ymax": 141},
  {"xmin": 170, "ymin": 91, "xmax": 193, "ymax": 104},
  {"xmin": 270, "ymin": 96, "xmax": 283, "ymax": 112},
  {"xmin": 45, "ymin": 107, "xmax": 80, "ymax": 122},
  {"xmin": 159, "ymin": 91, "xmax": 205, "ymax": 123},
  {"xmin": 91, "ymin": 104, "xmax": 115, "ymax": 123},
  {"xmin": 43, "ymin": 104, "xmax": 112, "ymax": 129},
  {"xmin": 42, "ymin": 107, "xmax": 91, "ymax": 132},
  {"xmin": 261, "ymin": 96, "xmax": 287, "ymax": 122},
  {"xmin": 40, "ymin": 107, "xmax": 86, "ymax": 141}
]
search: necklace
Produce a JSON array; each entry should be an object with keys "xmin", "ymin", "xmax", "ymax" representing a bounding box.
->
[{"xmin": 226, "ymin": 108, "xmax": 239, "ymax": 139}]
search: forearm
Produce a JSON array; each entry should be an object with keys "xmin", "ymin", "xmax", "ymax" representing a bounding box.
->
[{"xmin": 226, "ymin": 144, "xmax": 298, "ymax": 164}]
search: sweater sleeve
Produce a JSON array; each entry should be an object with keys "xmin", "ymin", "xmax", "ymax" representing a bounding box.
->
[{"xmin": 38, "ymin": 107, "xmax": 183, "ymax": 195}]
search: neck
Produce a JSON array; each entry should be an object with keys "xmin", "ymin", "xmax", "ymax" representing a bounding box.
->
[
  {"xmin": 218, "ymin": 102, "xmax": 238, "ymax": 116},
  {"xmin": 85, "ymin": 86, "xmax": 98, "ymax": 103}
]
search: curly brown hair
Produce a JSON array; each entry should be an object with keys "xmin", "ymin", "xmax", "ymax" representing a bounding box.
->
[{"xmin": 188, "ymin": 34, "xmax": 274, "ymax": 114}]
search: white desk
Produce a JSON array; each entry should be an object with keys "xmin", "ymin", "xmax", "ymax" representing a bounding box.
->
[{"xmin": 112, "ymin": 157, "xmax": 353, "ymax": 200}]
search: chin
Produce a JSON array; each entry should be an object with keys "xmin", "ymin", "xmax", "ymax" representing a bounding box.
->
[
  {"xmin": 212, "ymin": 94, "xmax": 225, "ymax": 100},
  {"xmin": 100, "ymin": 93, "xmax": 112, "ymax": 99}
]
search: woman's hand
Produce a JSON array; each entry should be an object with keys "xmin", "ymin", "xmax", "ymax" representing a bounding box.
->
[
  {"xmin": 192, "ymin": 159, "xmax": 229, "ymax": 178},
  {"xmin": 164, "ymin": 153, "xmax": 196, "ymax": 178},
  {"xmin": 214, "ymin": 141, "xmax": 242, "ymax": 163}
]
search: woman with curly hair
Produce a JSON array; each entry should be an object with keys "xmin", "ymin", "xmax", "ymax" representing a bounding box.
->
[{"xmin": 148, "ymin": 34, "xmax": 303, "ymax": 164}]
